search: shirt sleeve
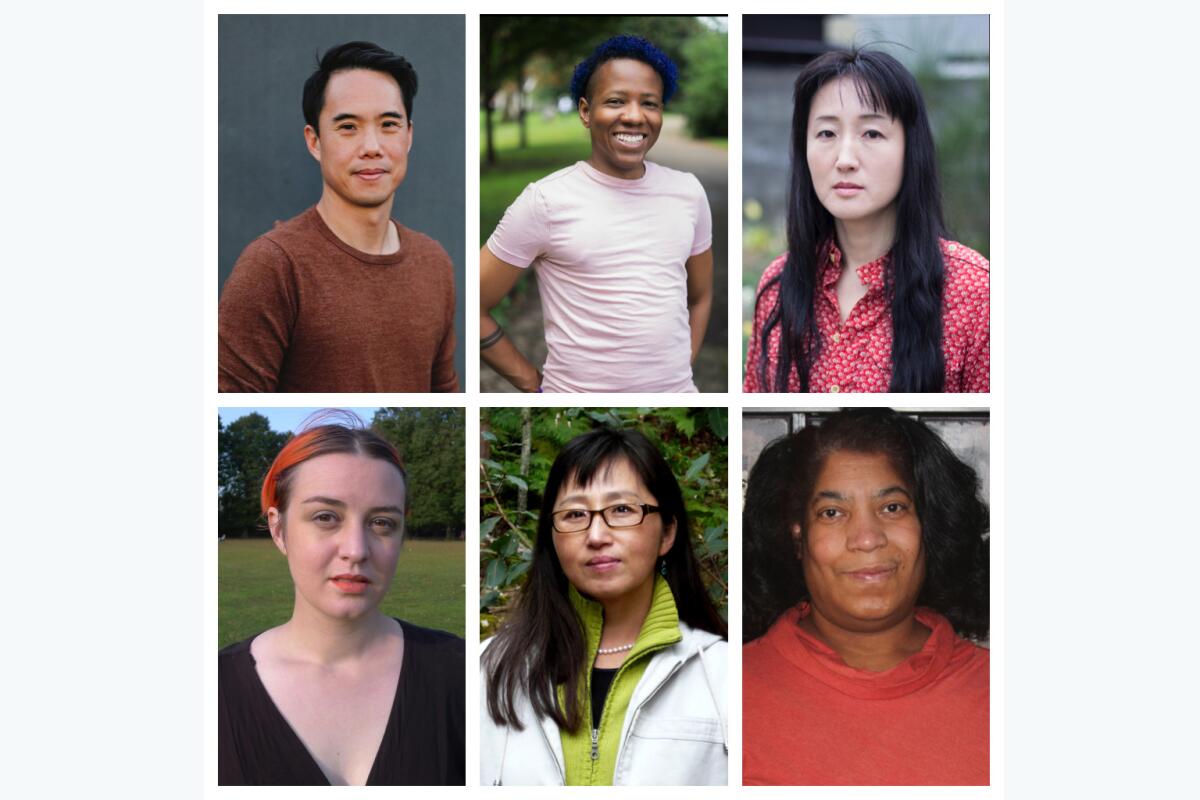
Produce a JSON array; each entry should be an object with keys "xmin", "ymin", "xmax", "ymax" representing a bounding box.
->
[
  {"xmin": 960, "ymin": 285, "xmax": 990, "ymax": 393},
  {"xmin": 431, "ymin": 269, "xmax": 460, "ymax": 393},
  {"xmin": 217, "ymin": 237, "xmax": 296, "ymax": 392},
  {"xmin": 690, "ymin": 176, "xmax": 713, "ymax": 256},
  {"xmin": 743, "ymin": 259, "xmax": 785, "ymax": 392},
  {"xmin": 485, "ymin": 182, "xmax": 547, "ymax": 268}
]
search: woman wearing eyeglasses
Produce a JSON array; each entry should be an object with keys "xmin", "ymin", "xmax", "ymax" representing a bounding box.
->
[{"xmin": 480, "ymin": 427, "xmax": 728, "ymax": 785}]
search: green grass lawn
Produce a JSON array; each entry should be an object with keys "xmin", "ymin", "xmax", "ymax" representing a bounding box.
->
[
  {"xmin": 218, "ymin": 538, "xmax": 465, "ymax": 649},
  {"xmin": 480, "ymin": 112, "xmax": 591, "ymax": 244}
]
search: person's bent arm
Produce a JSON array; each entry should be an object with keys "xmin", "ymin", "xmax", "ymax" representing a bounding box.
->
[
  {"xmin": 480, "ymin": 246, "xmax": 542, "ymax": 392},
  {"xmin": 685, "ymin": 248, "xmax": 714, "ymax": 364}
]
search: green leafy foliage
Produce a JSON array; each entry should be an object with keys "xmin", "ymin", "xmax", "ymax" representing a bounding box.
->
[
  {"xmin": 678, "ymin": 28, "xmax": 728, "ymax": 138},
  {"xmin": 479, "ymin": 407, "xmax": 728, "ymax": 637},
  {"xmin": 218, "ymin": 413, "xmax": 289, "ymax": 538}
]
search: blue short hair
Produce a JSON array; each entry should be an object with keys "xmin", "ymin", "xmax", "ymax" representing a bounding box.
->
[{"xmin": 569, "ymin": 35, "xmax": 679, "ymax": 105}]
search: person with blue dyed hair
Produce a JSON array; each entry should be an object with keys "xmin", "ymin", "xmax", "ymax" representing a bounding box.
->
[{"xmin": 480, "ymin": 34, "xmax": 715, "ymax": 394}]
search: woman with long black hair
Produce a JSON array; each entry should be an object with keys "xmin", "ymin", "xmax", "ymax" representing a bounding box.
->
[
  {"xmin": 744, "ymin": 49, "xmax": 989, "ymax": 393},
  {"xmin": 480, "ymin": 427, "xmax": 728, "ymax": 785}
]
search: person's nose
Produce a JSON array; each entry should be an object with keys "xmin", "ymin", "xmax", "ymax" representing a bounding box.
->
[
  {"xmin": 584, "ymin": 511, "xmax": 614, "ymax": 546},
  {"xmin": 338, "ymin": 520, "xmax": 370, "ymax": 562},
  {"xmin": 360, "ymin": 126, "xmax": 383, "ymax": 157},
  {"xmin": 619, "ymin": 102, "xmax": 645, "ymax": 125},
  {"xmin": 846, "ymin": 511, "xmax": 886, "ymax": 552},
  {"xmin": 835, "ymin": 136, "xmax": 859, "ymax": 172}
]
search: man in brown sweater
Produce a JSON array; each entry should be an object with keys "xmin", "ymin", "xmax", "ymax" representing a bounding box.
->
[{"xmin": 219, "ymin": 41, "xmax": 459, "ymax": 393}]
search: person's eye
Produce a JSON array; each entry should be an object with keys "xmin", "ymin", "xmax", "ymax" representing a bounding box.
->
[
  {"xmin": 605, "ymin": 98, "xmax": 623, "ymax": 106},
  {"xmin": 611, "ymin": 504, "xmax": 635, "ymax": 514},
  {"xmin": 881, "ymin": 502, "xmax": 908, "ymax": 515},
  {"xmin": 338, "ymin": 123, "xmax": 356, "ymax": 132},
  {"xmin": 642, "ymin": 101, "xmax": 660, "ymax": 110},
  {"xmin": 863, "ymin": 129, "xmax": 885, "ymax": 140},
  {"xmin": 312, "ymin": 510, "xmax": 340, "ymax": 526},
  {"xmin": 815, "ymin": 507, "xmax": 842, "ymax": 520},
  {"xmin": 370, "ymin": 517, "xmax": 399, "ymax": 533},
  {"xmin": 561, "ymin": 509, "xmax": 588, "ymax": 521},
  {"xmin": 814, "ymin": 129, "xmax": 835, "ymax": 139}
]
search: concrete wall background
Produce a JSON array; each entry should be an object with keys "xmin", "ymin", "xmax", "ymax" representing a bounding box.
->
[{"xmin": 218, "ymin": 14, "xmax": 465, "ymax": 382}]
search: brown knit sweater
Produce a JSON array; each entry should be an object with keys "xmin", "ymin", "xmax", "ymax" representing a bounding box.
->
[{"xmin": 218, "ymin": 207, "xmax": 459, "ymax": 392}]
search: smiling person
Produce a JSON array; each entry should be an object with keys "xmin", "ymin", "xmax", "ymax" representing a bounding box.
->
[
  {"xmin": 745, "ymin": 49, "xmax": 989, "ymax": 393},
  {"xmin": 480, "ymin": 428, "xmax": 728, "ymax": 784},
  {"xmin": 742, "ymin": 408, "xmax": 989, "ymax": 785},
  {"xmin": 480, "ymin": 35, "xmax": 714, "ymax": 393},
  {"xmin": 219, "ymin": 42, "xmax": 458, "ymax": 393},
  {"xmin": 218, "ymin": 417, "xmax": 464, "ymax": 785}
]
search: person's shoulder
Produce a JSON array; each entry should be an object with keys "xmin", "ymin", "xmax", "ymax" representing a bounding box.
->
[
  {"xmin": 218, "ymin": 632, "xmax": 261, "ymax": 665},
  {"xmin": 941, "ymin": 239, "xmax": 990, "ymax": 279},
  {"xmin": 646, "ymin": 160, "xmax": 705, "ymax": 192},
  {"xmin": 756, "ymin": 253, "xmax": 788, "ymax": 296},
  {"xmin": 398, "ymin": 619, "xmax": 465, "ymax": 656},
  {"xmin": 394, "ymin": 223, "xmax": 452, "ymax": 265},
  {"xmin": 255, "ymin": 207, "xmax": 323, "ymax": 252}
]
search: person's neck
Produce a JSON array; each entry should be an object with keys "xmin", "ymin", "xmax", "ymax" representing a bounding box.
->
[
  {"xmin": 833, "ymin": 211, "xmax": 897, "ymax": 271},
  {"xmin": 315, "ymin": 192, "xmax": 398, "ymax": 255},
  {"xmin": 586, "ymin": 155, "xmax": 646, "ymax": 181},
  {"xmin": 800, "ymin": 607, "xmax": 931, "ymax": 672},
  {"xmin": 597, "ymin": 578, "xmax": 656, "ymax": 651},
  {"xmin": 277, "ymin": 603, "xmax": 394, "ymax": 666}
]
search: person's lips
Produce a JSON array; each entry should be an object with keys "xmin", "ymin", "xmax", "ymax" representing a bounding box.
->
[
  {"xmin": 585, "ymin": 555, "xmax": 621, "ymax": 572},
  {"xmin": 833, "ymin": 181, "xmax": 864, "ymax": 197},
  {"xmin": 331, "ymin": 574, "xmax": 372, "ymax": 594},
  {"xmin": 355, "ymin": 168, "xmax": 388, "ymax": 182},
  {"xmin": 843, "ymin": 564, "xmax": 897, "ymax": 582}
]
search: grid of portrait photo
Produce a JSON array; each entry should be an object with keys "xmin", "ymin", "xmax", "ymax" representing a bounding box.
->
[{"xmin": 209, "ymin": 7, "xmax": 999, "ymax": 795}]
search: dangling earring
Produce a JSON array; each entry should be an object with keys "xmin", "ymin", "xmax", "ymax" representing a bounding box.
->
[{"xmin": 659, "ymin": 558, "xmax": 668, "ymax": 577}]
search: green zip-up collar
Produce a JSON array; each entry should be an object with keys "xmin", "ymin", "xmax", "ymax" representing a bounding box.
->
[{"xmin": 559, "ymin": 576, "xmax": 682, "ymax": 785}]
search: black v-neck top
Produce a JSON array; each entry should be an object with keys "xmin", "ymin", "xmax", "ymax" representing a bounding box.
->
[{"xmin": 217, "ymin": 619, "xmax": 464, "ymax": 785}]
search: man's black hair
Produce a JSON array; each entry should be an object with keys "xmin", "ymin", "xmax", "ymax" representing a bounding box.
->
[{"xmin": 302, "ymin": 41, "xmax": 417, "ymax": 132}]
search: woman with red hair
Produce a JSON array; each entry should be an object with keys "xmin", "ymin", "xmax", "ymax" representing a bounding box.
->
[{"xmin": 218, "ymin": 415, "xmax": 464, "ymax": 785}]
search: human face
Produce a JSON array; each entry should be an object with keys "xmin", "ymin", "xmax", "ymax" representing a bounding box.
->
[
  {"xmin": 795, "ymin": 450, "xmax": 925, "ymax": 634},
  {"xmin": 551, "ymin": 458, "xmax": 675, "ymax": 605},
  {"xmin": 806, "ymin": 76, "xmax": 905, "ymax": 228},
  {"xmin": 267, "ymin": 452, "xmax": 406, "ymax": 621},
  {"xmin": 579, "ymin": 59, "xmax": 664, "ymax": 179},
  {"xmin": 304, "ymin": 69, "xmax": 413, "ymax": 211}
]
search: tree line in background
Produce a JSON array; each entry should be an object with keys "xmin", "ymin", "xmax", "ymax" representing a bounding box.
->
[
  {"xmin": 479, "ymin": 407, "xmax": 729, "ymax": 637},
  {"xmin": 481, "ymin": 15, "xmax": 728, "ymax": 165},
  {"xmin": 218, "ymin": 409, "xmax": 465, "ymax": 540}
]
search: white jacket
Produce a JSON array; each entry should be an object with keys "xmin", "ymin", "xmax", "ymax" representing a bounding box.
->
[{"xmin": 479, "ymin": 623, "xmax": 728, "ymax": 786}]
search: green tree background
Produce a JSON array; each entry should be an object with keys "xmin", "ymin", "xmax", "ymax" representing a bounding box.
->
[
  {"xmin": 479, "ymin": 407, "xmax": 728, "ymax": 639},
  {"xmin": 217, "ymin": 408, "xmax": 465, "ymax": 539}
]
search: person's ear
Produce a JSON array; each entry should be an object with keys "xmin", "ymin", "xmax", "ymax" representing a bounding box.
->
[
  {"xmin": 406, "ymin": 120, "xmax": 414, "ymax": 154},
  {"xmin": 790, "ymin": 522, "xmax": 804, "ymax": 560},
  {"xmin": 304, "ymin": 125, "xmax": 321, "ymax": 163},
  {"xmin": 658, "ymin": 519, "xmax": 677, "ymax": 557},
  {"xmin": 268, "ymin": 507, "xmax": 287, "ymax": 556},
  {"xmin": 578, "ymin": 97, "xmax": 591, "ymax": 129}
]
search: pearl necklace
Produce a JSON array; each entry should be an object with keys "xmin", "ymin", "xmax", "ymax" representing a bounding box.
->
[{"xmin": 596, "ymin": 642, "xmax": 635, "ymax": 654}]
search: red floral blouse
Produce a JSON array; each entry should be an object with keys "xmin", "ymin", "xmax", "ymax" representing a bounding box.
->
[{"xmin": 744, "ymin": 239, "xmax": 990, "ymax": 393}]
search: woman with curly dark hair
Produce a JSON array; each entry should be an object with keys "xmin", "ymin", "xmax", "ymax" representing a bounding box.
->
[{"xmin": 742, "ymin": 408, "xmax": 989, "ymax": 785}]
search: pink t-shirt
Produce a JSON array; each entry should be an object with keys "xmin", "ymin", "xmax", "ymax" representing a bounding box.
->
[{"xmin": 487, "ymin": 160, "xmax": 712, "ymax": 393}]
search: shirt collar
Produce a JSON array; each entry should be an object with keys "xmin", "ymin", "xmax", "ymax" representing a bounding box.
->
[
  {"xmin": 568, "ymin": 575, "xmax": 682, "ymax": 661},
  {"xmin": 820, "ymin": 239, "xmax": 889, "ymax": 290}
]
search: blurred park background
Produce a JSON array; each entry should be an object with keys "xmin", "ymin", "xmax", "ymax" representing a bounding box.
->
[
  {"xmin": 217, "ymin": 407, "xmax": 465, "ymax": 645},
  {"xmin": 742, "ymin": 14, "xmax": 990, "ymax": 372},
  {"xmin": 480, "ymin": 16, "xmax": 729, "ymax": 392},
  {"xmin": 479, "ymin": 407, "xmax": 728, "ymax": 639}
]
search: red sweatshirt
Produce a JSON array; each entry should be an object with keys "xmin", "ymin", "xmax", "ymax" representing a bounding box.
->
[{"xmin": 743, "ymin": 605, "xmax": 988, "ymax": 785}]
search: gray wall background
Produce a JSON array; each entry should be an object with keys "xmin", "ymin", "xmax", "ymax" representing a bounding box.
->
[{"xmin": 218, "ymin": 15, "xmax": 465, "ymax": 383}]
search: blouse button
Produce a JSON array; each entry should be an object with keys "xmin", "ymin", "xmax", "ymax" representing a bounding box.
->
[
  {"xmin": 830, "ymin": 384, "xmax": 840, "ymax": 393},
  {"xmin": 832, "ymin": 332, "xmax": 841, "ymax": 344}
]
